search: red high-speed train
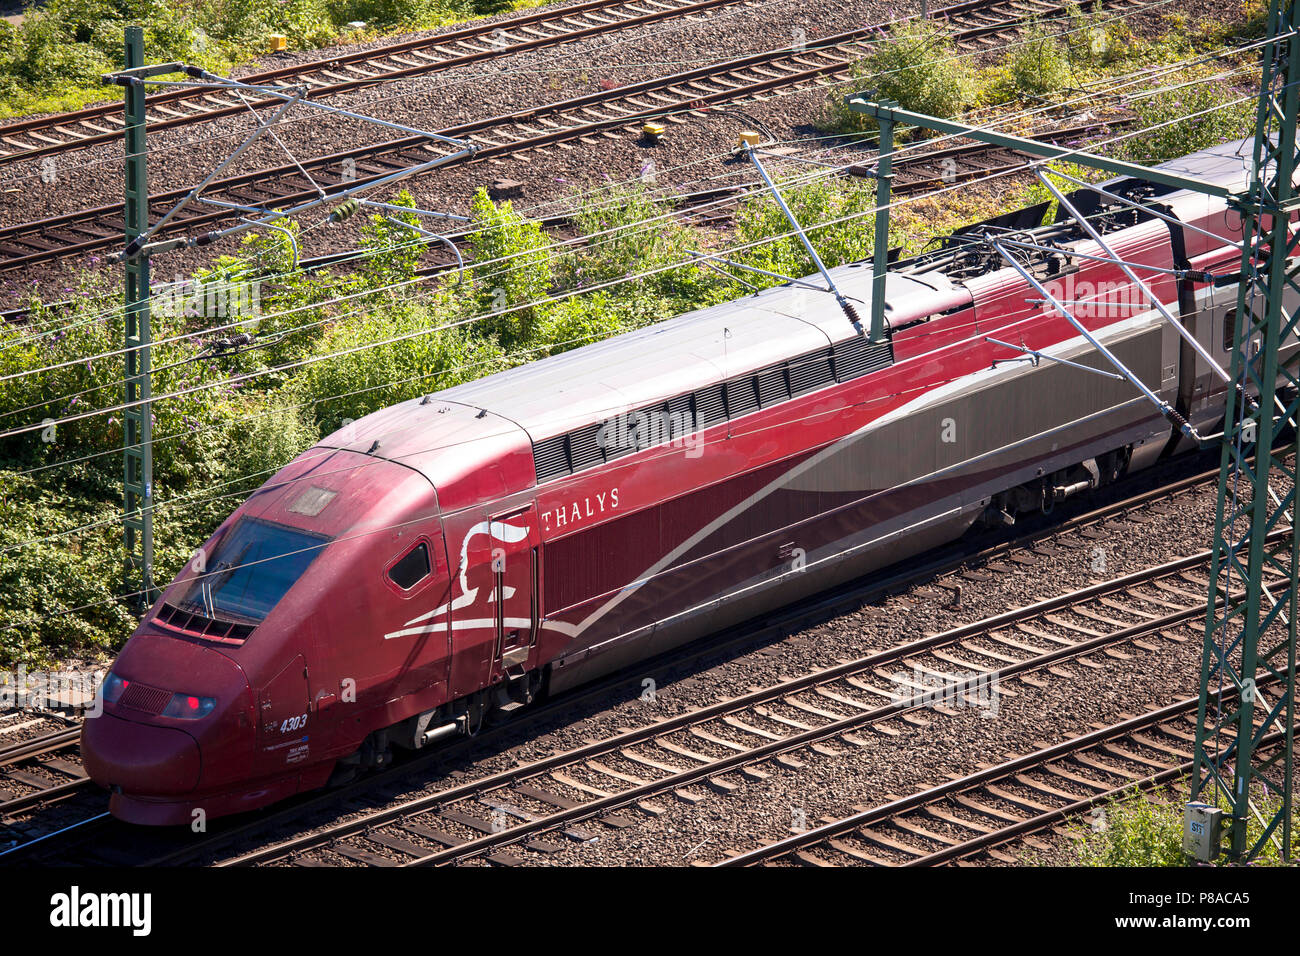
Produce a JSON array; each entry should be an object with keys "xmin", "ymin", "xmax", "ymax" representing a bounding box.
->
[{"xmin": 82, "ymin": 141, "xmax": 1293, "ymax": 824}]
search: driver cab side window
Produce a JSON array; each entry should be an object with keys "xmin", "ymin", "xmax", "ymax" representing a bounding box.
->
[{"xmin": 388, "ymin": 542, "xmax": 431, "ymax": 590}]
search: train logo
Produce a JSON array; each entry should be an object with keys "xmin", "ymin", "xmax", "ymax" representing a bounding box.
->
[{"xmin": 383, "ymin": 519, "xmax": 530, "ymax": 641}]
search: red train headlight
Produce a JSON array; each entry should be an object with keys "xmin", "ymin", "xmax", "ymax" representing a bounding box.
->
[{"xmin": 161, "ymin": 693, "xmax": 217, "ymax": 719}]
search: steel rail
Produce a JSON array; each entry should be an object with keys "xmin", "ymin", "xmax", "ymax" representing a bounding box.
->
[
  {"xmin": 718, "ymin": 695, "xmax": 1288, "ymax": 866},
  {"xmin": 0, "ymin": 0, "xmax": 753, "ymax": 166}
]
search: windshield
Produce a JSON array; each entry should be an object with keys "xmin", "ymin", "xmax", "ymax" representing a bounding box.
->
[{"xmin": 179, "ymin": 518, "xmax": 329, "ymax": 623}]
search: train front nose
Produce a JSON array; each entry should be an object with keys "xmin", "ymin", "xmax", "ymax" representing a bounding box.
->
[
  {"xmin": 80, "ymin": 632, "xmax": 254, "ymax": 825},
  {"xmin": 82, "ymin": 712, "xmax": 201, "ymax": 795}
]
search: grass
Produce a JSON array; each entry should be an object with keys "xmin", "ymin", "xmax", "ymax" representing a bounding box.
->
[
  {"xmin": 821, "ymin": 0, "xmax": 1265, "ymax": 159},
  {"xmin": 1065, "ymin": 783, "xmax": 1299, "ymax": 866}
]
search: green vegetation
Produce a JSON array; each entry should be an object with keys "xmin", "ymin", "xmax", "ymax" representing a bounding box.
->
[
  {"xmin": 1118, "ymin": 70, "xmax": 1255, "ymax": 166},
  {"xmin": 1004, "ymin": 19, "xmax": 1070, "ymax": 98},
  {"xmin": 1067, "ymin": 785, "xmax": 1299, "ymax": 866},
  {"xmin": 0, "ymin": 0, "xmax": 534, "ymax": 116},
  {"xmin": 821, "ymin": 21, "xmax": 975, "ymax": 134},
  {"xmin": 1069, "ymin": 787, "xmax": 1190, "ymax": 866},
  {"xmin": 823, "ymin": 1, "xmax": 1261, "ymax": 161}
]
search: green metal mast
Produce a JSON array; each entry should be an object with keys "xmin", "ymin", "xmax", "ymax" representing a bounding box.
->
[
  {"xmin": 869, "ymin": 103, "xmax": 894, "ymax": 344},
  {"xmin": 120, "ymin": 25, "xmax": 156, "ymax": 613},
  {"xmin": 1188, "ymin": 0, "xmax": 1300, "ymax": 862}
]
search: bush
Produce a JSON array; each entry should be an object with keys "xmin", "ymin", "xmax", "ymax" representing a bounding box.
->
[
  {"xmin": 290, "ymin": 299, "xmax": 506, "ymax": 434},
  {"xmin": 567, "ymin": 182, "xmax": 707, "ymax": 304},
  {"xmin": 531, "ymin": 291, "xmax": 632, "ymax": 357},
  {"xmin": 824, "ymin": 21, "xmax": 974, "ymax": 134},
  {"xmin": 0, "ymin": 469, "xmax": 137, "ymax": 665},
  {"xmin": 322, "ymin": 0, "xmax": 470, "ymax": 29},
  {"xmin": 220, "ymin": 394, "xmax": 319, "ymax": 494},
  {"xmin": 1120, "ymin": 71, "xmax": 1255, "ymax": 165},
  {"xmin": 734, "ymin": 176, "xmax": 878, "ymax": 285},
  {"xmin": 1008, "ymin": 20, "xmax": 1070, "ymax": 96},
  {"xmin": 1063, "ymin": 1, "xmax": 1114, "ymax": 73},
  {"xmin": 467, "ymin": 188, "xmax": 555, "ymax": 350},
  {"xmin": 0, "ymin": 0, "xmax": 507, "ymax": 116},
  {"xmin": 357, "ymin": 189, "xmax": 426, "ymax": 288},
  {"xmin": 0, "ymin": 0, "xmax": 211, "ymax": 110}
]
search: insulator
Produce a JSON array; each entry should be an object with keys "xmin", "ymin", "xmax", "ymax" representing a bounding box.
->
[
  {"xmin": 841, "ymin": 300, "xmax": 865, "ymax": 336},
  {"xmin": 330, "ymin": 198, "xmax": 361, "ymax": 224}
]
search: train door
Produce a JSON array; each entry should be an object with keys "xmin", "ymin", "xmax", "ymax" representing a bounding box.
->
[
  {"xmin": 382, "ymin": 530, "xmax": 454, "ymax": 703},
  {"xmin": 255, "ymin": 653, "xmax": 311, "ymax": 776},
  {"xmin": 1177, "ymin": 283, "xmax": 1236, "ymax": 435},
  {"xmin": 446, "ymin": 507, "xmax": 539, "ymax": 699},
  {"xmin": 487, "ymin": 506, "xmax": 541, "ymax": 685}
]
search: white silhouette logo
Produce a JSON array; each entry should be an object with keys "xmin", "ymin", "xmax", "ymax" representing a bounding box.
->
[{"xmin": 383, "ymin": 519, "xmax": 530, "ymax": 640}]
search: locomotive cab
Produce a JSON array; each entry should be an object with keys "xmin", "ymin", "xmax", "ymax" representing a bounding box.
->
[
  {"xmin": 81, "ymin": 442, "xmax": 450, "ymax": 824},
  {"xmin": 81, "ymin": 397, "xmax": 541, "ymax": 825}
]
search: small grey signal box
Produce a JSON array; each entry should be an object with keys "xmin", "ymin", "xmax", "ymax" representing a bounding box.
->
[{"xmin": 1183, "ymin": 803, "xmax": 1225, "ymax": 862}]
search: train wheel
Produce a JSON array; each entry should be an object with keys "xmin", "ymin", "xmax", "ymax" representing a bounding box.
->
[{"xmin": 326, "ymin": 758, "xmax": 358, "ymax": 787}]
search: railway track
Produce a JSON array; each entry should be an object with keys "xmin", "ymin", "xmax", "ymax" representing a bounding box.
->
[
  {"xmin": 0, "ymin": 722, "xmax": 89, "ymax": 817},
  {"xmin": 0, "ymin": 0, "xmax": 757, "ymax": 167},
  {"xmin": 0, "ymin": 0, "xmax": 1110, "ymax": 168},
  {"xmin": 717, "ymin": 691, "xmax": 1291, "ymax": 866},
  {"xmin": 206, "ymin": 535, "xmax": 1288, "ymax": 867},
  {"xmin": 0, "ymin": 0, "xmax": 1146, "ymax": 275},
  {"xmin": 0, "ymin": 111, "xmax": 1127, "ymax": 330}
]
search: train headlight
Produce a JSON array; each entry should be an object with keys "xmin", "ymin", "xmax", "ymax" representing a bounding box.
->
[
  {"xmin": 101, "ymin": 671, "xmax": 129, "ymax": 704},
  {"xmin": 161, "ymin": 693, "xmax": 217, "ymax": 719}
]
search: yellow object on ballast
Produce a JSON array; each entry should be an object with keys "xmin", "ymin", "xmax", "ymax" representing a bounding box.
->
[
  {"xmin": 737, "ymin": 130, "xmax": 762, "ymax": 148},
  {"xmin": 267, "ymin": 34, "xmax": 288, "ymax": 53},
  {"xmin": 642, "ymin": 122, "xmax": 665, "ymax": 139}
]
